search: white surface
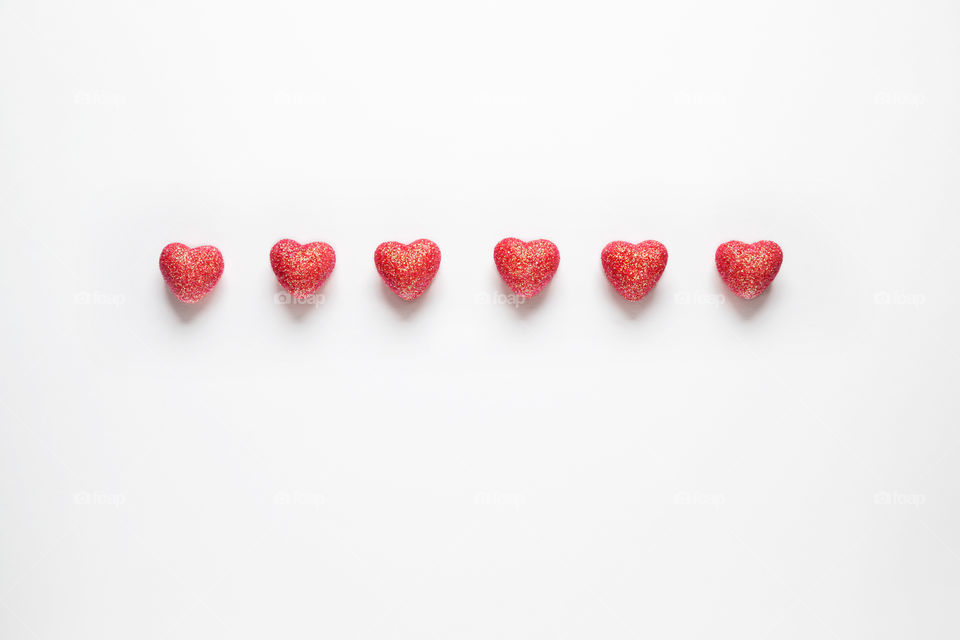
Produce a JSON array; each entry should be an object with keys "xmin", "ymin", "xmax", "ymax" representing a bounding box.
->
[{"xmin": 2, "ymin": 0, "xmax": 959, "ymax": 638}]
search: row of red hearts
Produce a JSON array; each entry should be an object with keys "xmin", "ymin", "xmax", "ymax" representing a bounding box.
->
[{"xmin": 160, "ymin": 238, "xmax": 783, "ymax": 304}]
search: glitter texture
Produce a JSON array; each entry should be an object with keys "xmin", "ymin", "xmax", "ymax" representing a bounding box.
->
[
  {"xmin": 715, "ymin": 240, "xmax": 783, "ymax": 299},
  {"xmin": 601, "ymin": 240, "xmax": 668, "ymax": 301},
  {"xmin": 374, "ymin": 239, "xmax": 441, "ymax": 300},
  {"xmin": 159, "ymin": 243, "xmax": 224, "ymax": 303},
  {"xmin": 270, "ymin": 238, "xmax": 336, "ymax": 299},
  {"xmin": 493, "ymin": 238, "xmax": 560, "ymax": 298}
]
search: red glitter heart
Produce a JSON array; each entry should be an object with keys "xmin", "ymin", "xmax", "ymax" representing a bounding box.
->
[
  {"xmin": 601, "ymin": 240, "xmax": 668, "ymax": 301},
  {"xmin": 374, "ymin": 239, "xmax": 441, "ymax": 300},
  {"xmin": 270, "ymin": 239, "xmax": 336, "ymax": 299},
  {"xmin": 715, "ymin": 240, "xmax": 783, "ymax": 299},
  {"xmin": 159, "ymin": 243, "xmax": 224, "ymax": 303},
  {"xmin": 494, "ymin": 238, "xmax": 560, "ymax": 298}
]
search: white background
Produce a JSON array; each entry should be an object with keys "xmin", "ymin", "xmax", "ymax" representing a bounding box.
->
[{"xmin": 1, "ymin": 0, "xmax": 958, "ymax": 638}]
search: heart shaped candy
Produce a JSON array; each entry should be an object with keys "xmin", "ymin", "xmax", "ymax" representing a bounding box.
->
[
  {"xmin": 374, "ymin": 239, "xmax": 441, "ymax": 300},
  {"xmin": 715, "ymin": 240, "xmax": 783, "ymax": 299},
  {"xmin": 601, "ymin": 240, "xmax": 668, "ymax": 301},
  {"xmin": 493, "ymin": 238, "xmax": 560, "ymax": 298},
  {"xmin": 159, "ymin": 243, "xmax": 224, "ymax": 303},
  {"xmin": 270, "ymin": 239, "xmax": 336, "ymax": 299}
]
